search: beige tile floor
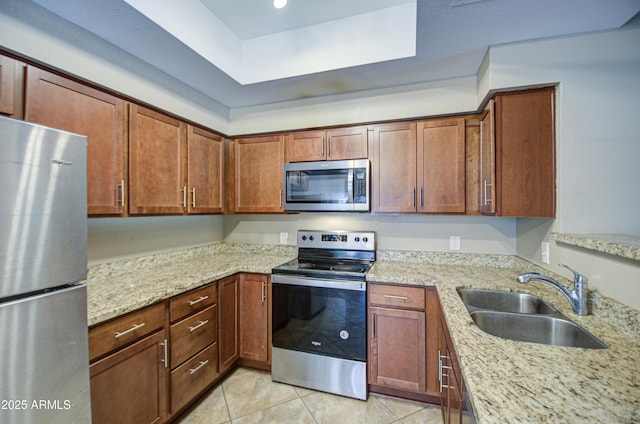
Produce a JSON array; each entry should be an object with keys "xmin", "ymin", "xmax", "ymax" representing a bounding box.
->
[{"xmin": 176, "ymin": 368, "xmax": 443, "ymax": 424}]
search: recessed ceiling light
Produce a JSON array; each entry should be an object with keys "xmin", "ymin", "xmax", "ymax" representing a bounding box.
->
[{"xmin": 273, "ymin": 0, "xmax": 287, "ymax": 9}]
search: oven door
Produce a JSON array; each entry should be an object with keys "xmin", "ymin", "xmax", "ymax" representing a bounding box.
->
[
  {"xmin": 271, "ymin": 275, "xmax": 367, "ymax": 362},
  {"xmin": 283, "ymin": 159, "xmax": 369, "ymax": 212}
]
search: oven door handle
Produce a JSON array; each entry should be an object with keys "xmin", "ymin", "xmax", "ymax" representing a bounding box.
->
[{"xmin": 271, "ymin": 274, "xmax": 366, "ymax": 291}]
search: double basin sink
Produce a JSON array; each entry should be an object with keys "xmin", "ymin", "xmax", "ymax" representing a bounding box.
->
[{"xmin": 458, "ymin": 288, "xmax": 608, "ymax": 349}]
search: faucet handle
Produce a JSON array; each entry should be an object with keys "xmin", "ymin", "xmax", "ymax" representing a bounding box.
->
[{"xmin": 559, "ymin": 264, "xmax": 585, "ymax": 285}]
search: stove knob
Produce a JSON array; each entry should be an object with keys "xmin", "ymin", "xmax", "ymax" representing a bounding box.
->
[
  {"xmin": 354, "ymin": 237, "xmax": 360, "ymax": 242},
  {"xmin": 362, "ymin": 237, "xmax": 368, "ymax": 243},
  {"xmin": 301, "ymin": 235, "xmax": 307, "ymax": 241},
  {"xmin": 309, "ymin": 235, "xmax": 314, "ymax": 241}
]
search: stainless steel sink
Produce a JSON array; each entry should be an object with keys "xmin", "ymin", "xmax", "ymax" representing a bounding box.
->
[
  {"xmin": 457, "ymin": 288, "xmax": 608, "ymax": 349},
  {"xmin": 458, "ymin": 288, "xmax": 560, "ymax": 314},
  {"xmin": 469, "ymin": 311, "xmax": 608, "ymax": 349}
]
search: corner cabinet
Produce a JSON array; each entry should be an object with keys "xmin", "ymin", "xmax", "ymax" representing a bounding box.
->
[
  {"xmin": 24, "ymin": 66, "xmax": 126, "ymax": 215},
  {"xmin": 233, "ymin": 135, "xmax": 285, "ymax": 213},
  {"xmin": 286, "ymin": 125, "xmax": 368, "ymax": 162},
  {"xmin": 480, "ymin": 87, "xmax": 556, "ymax": 217}
]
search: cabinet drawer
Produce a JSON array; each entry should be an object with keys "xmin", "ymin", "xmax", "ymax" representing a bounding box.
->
[
  {"xmin": 89, "ymin": 302, "xmax": 165, "ymax": 361},
  {"xmin": 369, "ymin": 284, "xmax": 425, "ymax": 310},
  {"xmin": 170, "ymin": 283, "xmax": 217, "ymax": 322},
  {"xmin": 170, "ymin": 343, "xmax": 218, "ymax": 414},
  {"xmin": 171, "ymin": 305, "xmax": 217, "ymax": 367}
]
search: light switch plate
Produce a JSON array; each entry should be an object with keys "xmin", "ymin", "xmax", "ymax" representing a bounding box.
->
[
  {"xmin": 450, "ymin": 236, "xmax": 461, "ymax": 251},
  {"xmin": 279, "ymin": 232, "xmax": 288, "ymax": 245}
]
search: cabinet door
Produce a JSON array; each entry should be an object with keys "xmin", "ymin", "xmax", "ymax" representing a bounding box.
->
[
  {"xmin": 326, "ymin": 126, "xmax": 368, "ymax": 160},
  {"xmin": 464, "ymin": 116, "xmax": 481, "ymax": 215},
  {"xmin": 495, "ymin": 87, "xmax": 555, "ymax": 217},
  {"xmin": 90, "ymin": 330, "xmax": 168, "ymax": 424},
  {"xmin": 234, "ymin": 135, "xmax": 284, "ymax": 213},
  {"xmin": 239, "ymin": 273, "xmax": 270, "ymax": 363},
  {"xmin": 369, "ymin": 306, "xmax": 426, "ymax": 392},
  {"xmin": 0, "ymin": 55, "xmax": 24, "ymax": 118},
  {"xmin": 24, "ymin": 66, "xmax": 126, "ymax": 215},
  {"xmin": 479, "ymin": 100, "xmax": 496, "ymax": 215},
  {"xmin": 417, "ymin": 118, "xmax": 466, "ymax": 213},
  {"xmin": 187, "ymin": 126, "xmax": 224, "ymax": 214},
  {"xmin": 286, "ymin": 130, "xmax": 326, "ymax": 162},
  {"xmin": 129, "ymin": 104, "xmax": 186, "ymax": 214},
  {"xmin": 371, "ymin": 122, "xmax": 417, "ymax": 212},
  {"xmin": 219, "ymin": 275, "xmax": 239, "ymax": 373}
]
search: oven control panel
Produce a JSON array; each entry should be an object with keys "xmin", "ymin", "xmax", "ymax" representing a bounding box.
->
[{"xmin": 297, "ymin": 230, "xmax": 375, "ymax": 251}]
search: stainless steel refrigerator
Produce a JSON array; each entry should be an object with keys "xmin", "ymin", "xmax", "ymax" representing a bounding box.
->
[{"xmin": 0, "ymin": 115, "xmax": 91, "ymax": 423}]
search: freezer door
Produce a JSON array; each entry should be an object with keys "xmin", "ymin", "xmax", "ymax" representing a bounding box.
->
[
  {"xmin": 0, "ymin": 285, "xmax": 91, "ymax": 424},
  {"xmin": 0, "ymin": 116, "xmax": 87, "ymax": 298}
]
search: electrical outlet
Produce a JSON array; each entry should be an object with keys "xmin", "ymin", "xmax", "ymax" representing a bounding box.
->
[
  {"xmin": 450, "ymin": 236, "xmax": 461, "ymax": 251},
  {"xmin": 279, "ymin": 232, "xmax": 288, "ymax": 245},
  {"xmin": 541, "ymin": 241, "xmax": 550, "ymax": 264}
]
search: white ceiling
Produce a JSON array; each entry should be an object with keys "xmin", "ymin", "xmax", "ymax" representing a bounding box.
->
[
  {"xmin": 199, "ymin": 0, "xmax": 416, "ymax": 40},
  {"xmin": 29, "ymin": 0, "xmax": 640, "ymax": 109}
]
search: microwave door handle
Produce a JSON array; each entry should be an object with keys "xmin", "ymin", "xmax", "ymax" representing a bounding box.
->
[{"xmin": 347, "ymin": 168, "xmax": 354, "ymax": 203}]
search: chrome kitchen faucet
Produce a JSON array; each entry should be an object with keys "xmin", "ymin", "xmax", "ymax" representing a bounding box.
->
[{"xmin": 516, "ymin": 264, "xmax": 589, "ymax": 315}]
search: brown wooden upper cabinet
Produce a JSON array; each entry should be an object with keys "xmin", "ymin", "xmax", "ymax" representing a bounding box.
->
[
  {"xmin": 371, "ymin": 118, "xmax": 466, "ymax": 213},
  {"xmin": 0, "ymin": 55, "xmax": 24, "ymax": 119},
  {"xmin": 233, "ymin": 134, "xmax": 285, "ymax": 213},
  {"xmin": 187, "ymin": 126, "xmax": 224, "ymax": 214},
  {"xmin": 24, "ymin": 66, "xmax": 126, "ymax": 215},
  {"xmin": 417, "ymin": 118, "xmax": 466, "ymax": 213},
  {"xmin": 480, "ymin": 87, "xmax": 556, "ymax": 217},
  {"xmin": 286, "ymin": 126, "xmax": 368, "ymax": 162},
  {"xmin": 129, "ymin": 104, "xmax": 187, "ymax": 215}
]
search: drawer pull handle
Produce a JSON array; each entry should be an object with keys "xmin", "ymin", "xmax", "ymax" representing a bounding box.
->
[
  {"xmin": 189, "ymin": 360, "xmax": 209, "ymax": 375},
  {"xmin": 188, "ymin": 320, "xmax": 209, "ymax": 333},
  {"xmin": 383, "ymin": 294, "xmax": 409, "ymax": 301},
  {"xmin": 188, "ymin": 295, "xmax": 209, "ymax": 306},
  {"xmin": 114, "ymin": 323, "xmax": 145, "ymax": 339}
]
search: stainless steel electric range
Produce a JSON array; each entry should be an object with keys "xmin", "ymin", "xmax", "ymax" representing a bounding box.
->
[{"xmin": 271, "ymin": 230, "xmax": 375, "ymax": 400}]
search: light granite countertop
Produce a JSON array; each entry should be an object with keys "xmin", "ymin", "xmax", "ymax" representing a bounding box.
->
[
  {"xmin": 367, "ymin": 257, "xmax": 640, "ymax": 424},
  {"xmin": 86, "ymin": 244, "xmax": 640, "ymax": 423},
  {"xmin": 551, "ymin": 232, "xmax": 640, "ymax": 261},
  {"xmin": 85, "ymin": 243, "xmax": 295, "ymax": 326}
]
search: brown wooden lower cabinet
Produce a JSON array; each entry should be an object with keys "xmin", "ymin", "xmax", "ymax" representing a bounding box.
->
[
  {"xmin": 88, "ymin": 273, "xmax": 274, "ymax": 423},
  {"xmin": 369, "ymin": 305, "xmax": 426, "ymax": 392},
  {"xmin": 89, "ymin": 330, "xmax": 168, "ymax": 424},
  {"xmin": 218, "ymin": 274, "xmax": 239, "ymax": 373},
  {"xmin": 439, "ymin": 313, "xmax": 475, "ymax": 423},
  {"xmin": 368, "ymin": 284, "xmax": 445, "ymax": 402},
  {"xmin": 239, "ymin": 273, "xmax": 271, "ymax": 367},
  {"xmin": 170, "ymin": 343, "xmax": 218, "ymax": 413}
]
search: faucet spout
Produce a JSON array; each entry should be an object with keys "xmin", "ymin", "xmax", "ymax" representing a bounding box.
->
[{"xmin": 516, "ymin": 264, "xmax": 589, "ymax": 315}]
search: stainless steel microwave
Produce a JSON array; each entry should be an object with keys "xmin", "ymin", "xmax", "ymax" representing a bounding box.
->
[{"xmin": 283, "ymin": 159, "xmax": 370, "ymax": 212}]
